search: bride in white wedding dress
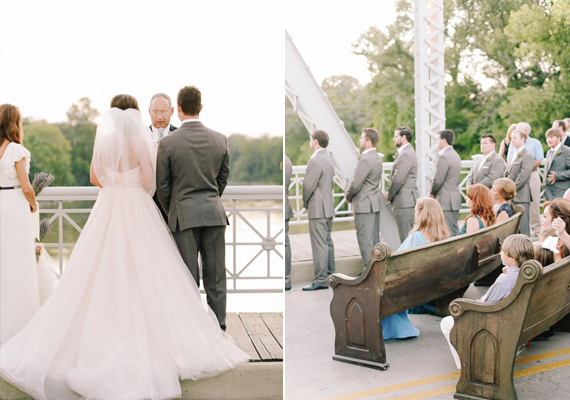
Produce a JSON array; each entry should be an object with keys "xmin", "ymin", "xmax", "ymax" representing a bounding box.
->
[{"xmin": 0, "ymin": 96, "xmax": 249, "ymax": 400}]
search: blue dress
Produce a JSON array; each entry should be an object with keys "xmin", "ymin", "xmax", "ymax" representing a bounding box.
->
[
  {"xmin": 381, "ymin": 231, "xmax": 425, "ymax": 339},
  {"xmin": 496, "ymin": 203, "xmax": 513, "ymax": 219}
]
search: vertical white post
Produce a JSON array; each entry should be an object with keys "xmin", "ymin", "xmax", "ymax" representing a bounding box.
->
[{"xmin": 414, "ymin": 0, "xmax": 446, "ymax": 196}]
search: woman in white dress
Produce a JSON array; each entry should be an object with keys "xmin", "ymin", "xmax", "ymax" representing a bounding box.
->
[
  {"xmin": 0, "ymin": 104, "xmax": 41, "ymax": 344},
  {"xmin": 0, "ymin": 95, "xmax": 249, "ymax": 400}
]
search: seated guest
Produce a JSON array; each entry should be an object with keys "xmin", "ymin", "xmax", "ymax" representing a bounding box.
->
[
  {"xmin": 440, "ymin": 234, "xmax": 534, "ymax": 369},
  {"xmin": 545, "ymin": 199, "xmax": 570, "ymax": 252},
  {"xmin": 457, "ymin": 184, "xmax": 495, "ymax": 235},
  {"xmin": 534, "ymin": 242, "xmax": 555, "ymax": 267},
  {"xmin": 383, "ymin": 197, "xmax": 450, "ymax": 339},
  {"xmin": 492, "ymin": 178, "xmax": 516, "ymax": 224},
  {"xmin": 539, "ymin": 226, "xmax": 569, "ymax": 262}
]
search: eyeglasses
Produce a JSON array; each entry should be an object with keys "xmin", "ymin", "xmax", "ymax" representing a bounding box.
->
[{"xmin": 150, "ymin": 110, "xmax": 171, "ymax": 116}]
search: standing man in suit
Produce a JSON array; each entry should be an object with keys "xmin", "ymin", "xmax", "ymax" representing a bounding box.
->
[
  {"xmin": 506, "ymin": 122, "xmax": 543, "ymax": 238},
  {"xmin": 149, "ymin": 93, "xmax": 177, "ymax": 221},
  {"xmin": 156, "ymin": 86, "xmax": 230, "ymax": 330},
  {"xmin": 149, "ymin": 93, "xmax": 177, "ymax": 141},
  {"xmin": 302, "ymin": 130, "xmax": 335, "ymax": 291},
  {"xmin": 553, "ymin": 120, "xmax": 569, "ymax": 147},
  {"xmin": 430, "ymin": 129, "xmax": 462, "ymax": 236},
  {"xmin": 544, "ymin": 127, "xmax": 570, "ymax": 200},
  {"xmin": 506, "ymin": 130, "xmax": 534, "ymax": 236},
  {"xmin": 345, "ymin": 128, "xmax": 383, "ymax": 267},
  {"xmin": 387, "ymin": 126, "xmax": 419, "ymax": 242},
  {"xmin": 284, "ymin": 155, "xmax": 293, "ymax": 291},
  {"xmin": 466, "ymin": 134, "xmax": 505, "ymax": 188}
]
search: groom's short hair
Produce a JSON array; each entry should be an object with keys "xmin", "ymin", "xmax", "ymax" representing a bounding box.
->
[{"xmin": 178, "ymin": 86, "xmax": 201, "ymax": 116}]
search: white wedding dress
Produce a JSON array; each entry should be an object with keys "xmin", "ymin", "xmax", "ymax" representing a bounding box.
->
[{"xmin": 0, "ymin": 108, "xmax": 249, "ymax": 400}]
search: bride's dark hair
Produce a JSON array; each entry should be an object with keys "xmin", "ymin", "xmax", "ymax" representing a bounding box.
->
[{"xmin": 110, "ymin": 94, "xmax": 139, "ymax": 111}]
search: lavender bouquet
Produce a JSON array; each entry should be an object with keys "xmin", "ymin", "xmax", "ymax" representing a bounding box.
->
[
  {"xmin": 36, "ymin": 218, "xmax": 53, "ymax": 261},
  {"xmin": 32, "ymin": 172, "xmax": 55, "ymax": 197}
]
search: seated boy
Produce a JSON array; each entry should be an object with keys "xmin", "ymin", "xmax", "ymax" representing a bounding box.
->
[{"xmin": 440, "ymin": 234, "xmax": 534, "ymax": 369}]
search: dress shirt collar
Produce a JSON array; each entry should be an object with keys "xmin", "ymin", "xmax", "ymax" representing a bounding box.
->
[
  {"xmin": 180, "ymin": 118, "xmax": 200, "ymax": 125},
  {"xmin": 481, "ymin": 151, "xmax": 495, "ymax": 163},
  {"xmin": 549, "ymin": 142, "xmax": 562, "ymax": 154},
  {"xmin": 362, "ymin": 148, "xmax": 376, "ymax": 155},
  {"xmin": 439, "ymin": 145, "xmax": 452, "ymax": 156},
  {"xmin": 310, "ymin": 148, "xmax": 324, "ymax": 159},
  {"xmin": 397, "ymin": 143, "xmax": 410, "ymax": 154},
  {"xmin": 151, "ymin": 125, "xmax": 173, "ymax": 141}
]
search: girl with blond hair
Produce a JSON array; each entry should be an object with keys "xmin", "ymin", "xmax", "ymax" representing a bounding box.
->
[{"xmin": 382, "ymin": 197, "xmax": 450, "ymax": 338}]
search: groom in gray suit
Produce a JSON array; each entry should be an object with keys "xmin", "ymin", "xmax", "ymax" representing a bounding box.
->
[
  {"xmin": 430, "ymin": 129, "xmax": 462, "ymax": 236},
  {"xmin": 156, "ymin": 86, "xmax": 230, "ymax": 330},
  {"xmin": 345, "ymin": 128, "xmax": 383, "ymax": 267},
  {"xmin": 302, "ymin": 130, "xmax": 335, "ymax": 291},
  {"xmin": 387, "ymin": 126, "xmax": 419, "ymax": 242}
]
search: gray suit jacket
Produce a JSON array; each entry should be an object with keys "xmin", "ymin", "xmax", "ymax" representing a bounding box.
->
[
  {"xmin": 285, "ymin": 155, "xmax": 293, "ymax": 220},
  {"xmin": 387, "ymin": 144, "xmax": 419, "ymax": 209},
  {"xmin": 303, "ymin": 149, "xmax": 335, "ymax": 219},
  {"xmin": 466, "ymin": 152, "xmax": 505, "ymax": 188},
  {"xmin": 506, "ymin": 147, "xmax": 534, "ymax": 203},
  {"xmin": 156, "ymin": 120, "xmax": 230, "ymax": 232},
  {"xmin": 545, "ymin": 145, "xmax": 570, "ymax": 200},
  {"xmin": 345, "ymin": 150, "xmax": 383, "ymax": 214},
  {"xmin": 430, "ymin": 146, "xmax": 462, "ymax": 211}
]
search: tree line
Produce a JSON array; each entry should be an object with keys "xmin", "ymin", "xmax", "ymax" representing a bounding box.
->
[
  {"xmin": 286, "ymin": 0, "xmax": 570, "ymax": 165},
  {"xmin": 24, "ymin": 98, "xmax": 283, "ymax": 187}
]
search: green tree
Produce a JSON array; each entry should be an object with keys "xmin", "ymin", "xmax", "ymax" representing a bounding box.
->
[
  {"xmin": 61, "ymin": 98, "xmax": 99, "ymax": 186},
  {"xmin": 23, "ymin": 123, "xmax": 75, "ymax": 186},
  {"xmin": 228, "ymin": 134, "xmax": 283, "ymax": 185}
]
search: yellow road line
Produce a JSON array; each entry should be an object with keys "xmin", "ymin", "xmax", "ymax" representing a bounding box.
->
[{"xmin": 323, "ymin": 348, "xmax": 570, "ymax": 400}]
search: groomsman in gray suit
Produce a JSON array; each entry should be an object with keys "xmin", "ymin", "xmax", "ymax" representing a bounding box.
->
[
  {"xmin": 430, "ymin": 129, "xmax": 462, "ymax": 236},
  {"xmin": 157, "ymin": 86, "xmax": 230, "ymax": 330},
  {"xmin": 387, "ymin": 126, "xmax": 419, "ymax": 242},
  {"xmin": 544, "ymin": 127, "xmax": 570, "ymax": 200},
  {"xmin": 345, "ymin": 128, "xmax": 383, "ymax": 267},
  {"xmin": 506, "ymin": 129, "xmax": 534, "ymax": 236},
  {"xmin": 466, "ymin": 134, "xmax": 505, "ymax": 189},
  {"xmin": 302, "ymin": 130, "xmax": 335, "ymax": 291},
  {"xmin": 284, "ymin": 155, "xmax": 293, "ymax": 291}
]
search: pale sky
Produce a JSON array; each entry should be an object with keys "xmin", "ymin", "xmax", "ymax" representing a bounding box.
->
[
  {"xmin": 0, "ymin": 0, "xmax": 284, "ymax": 138},
  {"xmin": 285, "ymin": 0, "xmax": 397, "ymax": 87}
]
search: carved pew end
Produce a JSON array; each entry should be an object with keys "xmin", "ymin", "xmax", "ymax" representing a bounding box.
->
[{"xmin": 332, "ymin": 355, "xmax": 390, "ymax": 371}]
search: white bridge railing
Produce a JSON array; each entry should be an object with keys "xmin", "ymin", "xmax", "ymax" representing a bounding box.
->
[
  {"xmin": 37, "ymin": 186, "xmax": 283, "ymax": 294},
  {"xmin": 289, "ymin": 159, "xmax": 548, "ymax": 226}
]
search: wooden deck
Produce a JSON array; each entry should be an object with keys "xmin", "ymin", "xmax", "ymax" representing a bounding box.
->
[
  {"xmin": 227, "ymin": 312, "xmax": 283, "ymax": 361},
  {"xmin": 0, "ymin": 312, "xmax": 283, "ymax": 400}
]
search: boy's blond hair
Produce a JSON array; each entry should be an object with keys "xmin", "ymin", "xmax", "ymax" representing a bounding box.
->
[{"xmin": 502, "ymin": 234, "xmax": 534, "ymax": 266}]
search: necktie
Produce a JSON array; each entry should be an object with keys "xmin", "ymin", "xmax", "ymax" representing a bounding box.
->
[
  {"xmin": 158, "ymin": 128, "xmax": 165, "ymax": 140},
  {"xmin": 547, "ymin": 149, "xmax": 554, "ymax": 171}
]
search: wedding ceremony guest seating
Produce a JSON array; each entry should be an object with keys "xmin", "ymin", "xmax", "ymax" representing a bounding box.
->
[
  {"xmin": 449, "ymin": 258, "xmax": 570, "ymax": 400},
  {"xmin": 328, "ymin": 207, "xmax": 524, "ymax": 370}
]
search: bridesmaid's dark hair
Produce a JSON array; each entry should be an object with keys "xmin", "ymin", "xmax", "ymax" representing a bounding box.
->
[
  {"xmin": 110, "ymin": 94, "xmax": 139, "ymax": 111},
  {"xmin": 0, "ymin": 104, "xmax": 23, "ymax": 144}
]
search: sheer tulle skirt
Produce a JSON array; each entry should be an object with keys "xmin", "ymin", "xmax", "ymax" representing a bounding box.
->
[{"xmin": 0, "ymin": 181, "xmax": 248, "ymax": 400}]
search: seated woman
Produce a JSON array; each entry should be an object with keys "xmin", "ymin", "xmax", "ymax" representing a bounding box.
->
[
  {"xmin": 382, "ymin": 197, "xmax": 450, "ymax": 339},
  {"xmin": 440, "ymin": 234, "xmax": 534, "ymax": 369},
  {"xmin": 492, "ymin": 178, "xmax": 516, "ymax": 224},
  {"xmin": 538, "ymin": 226, "xmax": 569, "ymax": 262},
  {"xmin": 457, "ymin": 184, "xmax": 495, "ymax": 235}
]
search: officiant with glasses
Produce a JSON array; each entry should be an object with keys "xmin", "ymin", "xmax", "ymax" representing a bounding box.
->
[
  {"xmin": 149, "ymin": 93, "xmax": 177, "ymax": 221},
  {"xmin": 149, "ymin": 93, "xmax": 177, "ymax": 141}
]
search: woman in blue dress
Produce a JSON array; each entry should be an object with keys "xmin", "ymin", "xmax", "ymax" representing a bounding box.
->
[
  {"xmin": 457, "ymin": 184, "xmax": 496, "ymax": 236},
  {"xmin": 491, "ymin": 178, "xmax": 515, "ymax": 224},
  {"xmin": 382, "ymin": 197, "xmax": 450, "ymax": 339}
]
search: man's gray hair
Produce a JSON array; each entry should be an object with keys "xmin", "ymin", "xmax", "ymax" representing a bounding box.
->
[
  {"xmin": 516, "ymin": 122, "xmax": 531, "ymax": 135},
  {"xmin": 150, "ymin": 93, "xmax": 172, "ymax": 108}
]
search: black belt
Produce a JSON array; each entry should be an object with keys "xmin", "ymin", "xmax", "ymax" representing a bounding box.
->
[{"xmin": 0, "ymin": 185, "xmax": 21, "ymax": 190}]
